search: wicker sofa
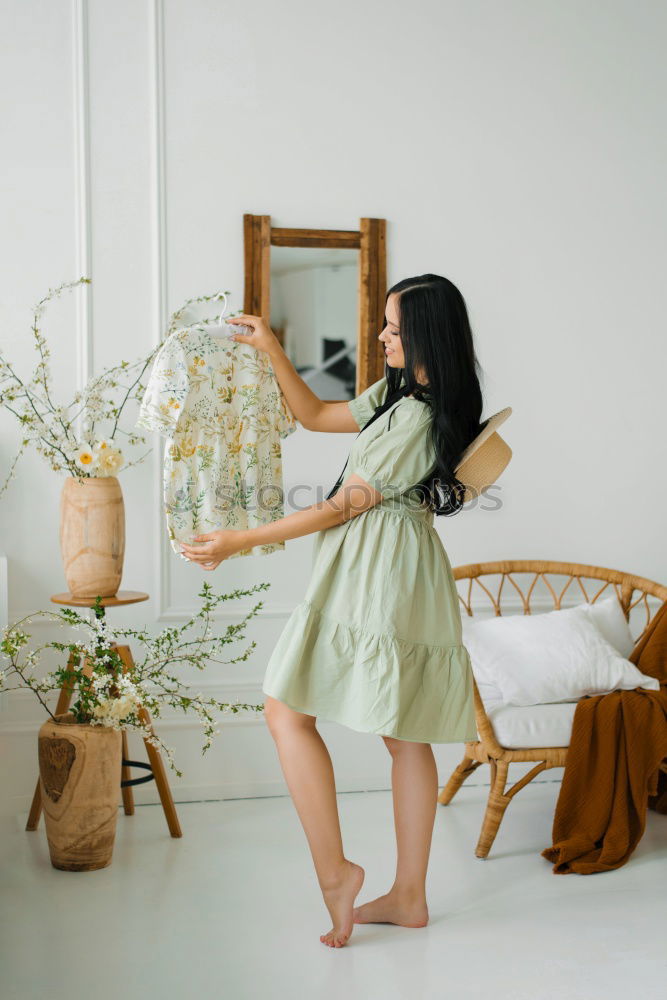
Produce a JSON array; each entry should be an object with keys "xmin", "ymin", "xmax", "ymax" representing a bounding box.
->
[{"xmin": 439, "ymin": 560, "xmax": 667, "ymax": 858}]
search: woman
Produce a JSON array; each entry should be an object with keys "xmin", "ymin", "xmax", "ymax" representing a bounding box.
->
[{"xmin": 181, "ymin": 273, "xmax": 485, "ymax": 948}]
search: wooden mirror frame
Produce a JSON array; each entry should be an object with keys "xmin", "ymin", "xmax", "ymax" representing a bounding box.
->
[{"xmin": 243, "ymin": 214, "xmax": 387, "ymax": 398}]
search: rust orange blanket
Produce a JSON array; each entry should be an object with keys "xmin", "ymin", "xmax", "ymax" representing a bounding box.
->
[{"xmin": 541, "ymin": 599, "xmax": 667, "ymax": 874}]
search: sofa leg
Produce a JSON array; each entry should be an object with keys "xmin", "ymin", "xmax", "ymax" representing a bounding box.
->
[
  {"xmin": 438, "ymin": 754, "xmax": 482, "ymax": 805},
  {"xmin": 475, "ymin": 759, "xmax": 511, "ymax": 859}
]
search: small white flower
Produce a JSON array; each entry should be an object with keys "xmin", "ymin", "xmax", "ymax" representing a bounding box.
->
[
  {"xmin": 73, "ymin": 442, "xmax": 97, "ymax": 472},
  {"xmin": 92, "ymin": 438, "xmax": 114, "ymax": 455}
]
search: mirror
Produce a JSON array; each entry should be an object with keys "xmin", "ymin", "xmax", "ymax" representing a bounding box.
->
[
  {"xmin": 243, "ymin": 215, "xmax": 387, "ymax": 400},
  {"xmin": 269, "ymin": 246, "xmax": 358, "ymax": 400}
]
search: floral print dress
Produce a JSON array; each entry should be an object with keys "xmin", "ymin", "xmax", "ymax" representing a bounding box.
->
[{"xmin": 136, "ymin": 326, "xmax": 297, "ymax": 559}]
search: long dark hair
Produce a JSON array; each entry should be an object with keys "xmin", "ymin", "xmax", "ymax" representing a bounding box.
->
[
  {"xmin": 382, "ymin": 274, "xmax": 485, "ymax": 516},
  {"xmin": 325, "ymin": 274, "xmax": 485, "ymax": 514}
]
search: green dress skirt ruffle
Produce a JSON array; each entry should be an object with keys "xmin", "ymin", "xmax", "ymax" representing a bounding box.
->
[{"xmin": 261, "ymin": 377, "xmax": 478, "ymax": 744}]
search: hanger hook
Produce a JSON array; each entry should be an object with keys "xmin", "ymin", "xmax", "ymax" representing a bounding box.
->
[{"xmin": 217, "ymin": 292, "xmax": 229, "ymax": 325}]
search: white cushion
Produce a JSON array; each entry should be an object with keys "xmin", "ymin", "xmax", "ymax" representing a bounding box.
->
[
  {"xmin": 461, "ymin": 596, "xmax": 634, "ymax": 695},
  {"xmin": 478, "ymin": 697, "xmax": 577, "ymax": 749},
  {"xmin": 583, "ymin": 595, "xmax": 635, "ymax": 658},
  {"xmin": 460, "ymin": 617, "xmax": 504, "ymax": 702},
  {"xmin": 461, "ymin": 602, "xmax": 659, "ymax": 707}
]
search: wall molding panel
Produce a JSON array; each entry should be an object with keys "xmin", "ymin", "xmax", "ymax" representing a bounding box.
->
[
  {"xmin": 148, "ymin": 0, "xmax": 173, "ymax": 619},
  {"xmin": 72, "ymin": 0, "xmax": 93, "ymax": 388}
]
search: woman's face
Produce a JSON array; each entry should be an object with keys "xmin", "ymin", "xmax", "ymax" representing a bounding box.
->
[{"xmin": 378, "ymin": 293, "xmax": 405, "ymax": 368}]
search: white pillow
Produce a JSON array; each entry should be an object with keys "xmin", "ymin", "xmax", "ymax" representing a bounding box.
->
[
  {"xmin": 460, "ymin": 596, "xmax": 636, "ymax": 700},
  {"xmin": 582, "ymin": 595, "xmax": 635, "ymax": 658},
  {"xmin": 460, "ymin": 615, "xmax": 504, "ymax": 702},
  {"xmin": 460, "ymin": 603, "xmax": 659, "ymax": 707}
]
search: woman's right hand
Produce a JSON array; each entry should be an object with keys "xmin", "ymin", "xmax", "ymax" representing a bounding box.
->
[{"xmin": 226, "ymin": 314, "xmax": 282, "ymax": 356}]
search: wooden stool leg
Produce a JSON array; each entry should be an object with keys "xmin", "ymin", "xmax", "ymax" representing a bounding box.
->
[
  {"xmin": 115, "ymin": 644, "xmax": 182, "ymax": 838},
  {"xmin": 25, "ymin": 779, "xmax": 44, "ymax": 833},
  {"xmin": 26, "ymin": 652, "xmax": 82, "ymax": 831},
  {"xmin": 120, "ymin": 729, "xmax": 135, "ymax": 815},
  {"xmin": 137, "ymin": 705, "xmax": 183, "ymax": 838}
]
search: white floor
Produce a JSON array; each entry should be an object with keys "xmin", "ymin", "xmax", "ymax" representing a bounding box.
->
[{"xmin": 2, "ymin": 780, "xmax": 666, "ymax": 1000}]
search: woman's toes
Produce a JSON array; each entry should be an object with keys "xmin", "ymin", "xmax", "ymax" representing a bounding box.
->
[{"xmin": 320, "ymin": 927, "xmax": 349, "ymax": 948}]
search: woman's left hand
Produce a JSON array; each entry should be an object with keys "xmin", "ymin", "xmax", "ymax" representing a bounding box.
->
[{"xmin": 180, "ymin": 530, "xmax": 246, "ymax": 570}]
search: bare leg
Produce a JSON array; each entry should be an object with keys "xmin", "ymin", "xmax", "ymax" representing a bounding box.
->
[
  {"xmin": 353, "ymin": 736, "xmax": 436, "ymax": 927},
  {"xmin": 263, "ymin": 696, "xmax": 365, "ymax": 947}
]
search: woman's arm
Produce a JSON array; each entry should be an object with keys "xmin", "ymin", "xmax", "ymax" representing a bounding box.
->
[
  {"xmin": 180, "ymin": 473, "xmax": 382, "ymax": 570},
  {"xmin": 226, "ymin": 314, "xmax": 359, "ymax": 433}
]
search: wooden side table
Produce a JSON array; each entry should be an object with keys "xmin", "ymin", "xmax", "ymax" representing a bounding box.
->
[{"xmin": 25, "ymin": 591, "xmax": 182, "ymax": 838}]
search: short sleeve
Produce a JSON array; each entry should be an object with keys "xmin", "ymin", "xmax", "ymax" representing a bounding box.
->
[
  {"xmin": 261, "ymin": 355, "xmax": 298, "ymax": 439},
  {"xmin": 135, "ymin": 334, "xmax": 189, "ymax": 438},
  {"xmin": 348, "ymin": 403, "xmax": 437, "ymax": 500},
  {"xmin": 274, "ymin": 383, "xmax": 298, "ymax": 440},
  {"xmin": 347, "ymin": 376, "xmax": 388, "ymax": 429}
]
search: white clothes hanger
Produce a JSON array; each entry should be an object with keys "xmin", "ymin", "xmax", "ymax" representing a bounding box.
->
[
  {"xmin": 205, "ymin": 292, "xmax": 253, "ymax": 339},
  {"xmin": 217, "ymin": 292, "xmax": 230, "ymax": 325}
]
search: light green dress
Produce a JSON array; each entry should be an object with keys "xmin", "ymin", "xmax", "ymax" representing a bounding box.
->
[{"xmin": 261, "ymin": 376, "xmax": 478, "ymax": 744}]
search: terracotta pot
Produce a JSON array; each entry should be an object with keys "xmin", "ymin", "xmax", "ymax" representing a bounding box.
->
[
  {"xmin": 60, "ymin": 475, "xmax": 125, "ymax": 597},
  {"xmin": 38, "ymin": 712, "xmax": 122, "ymax": 871}
]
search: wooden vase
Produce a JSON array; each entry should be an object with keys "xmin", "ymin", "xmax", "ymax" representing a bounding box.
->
[
  {"xmin": 60, "ymin": 476, "xmax": 125, "ymax": 598},
  {"xmin": 38, "ymin": 713, "xmax": 122, "ymax": 871}
]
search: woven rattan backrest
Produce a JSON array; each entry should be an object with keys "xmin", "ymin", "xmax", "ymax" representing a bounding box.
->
[{"xmin": 453, "ymin": 560, "xmax": 667, "ymax": 645}]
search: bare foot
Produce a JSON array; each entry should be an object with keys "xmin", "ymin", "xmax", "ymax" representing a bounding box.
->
[
  {"xmin": 353, "ymin": 889, "xmax": 429, "ymax": 927},
  {"xmin": 319, "ymin": 860, "xmax": 365, "ymax": 948}
]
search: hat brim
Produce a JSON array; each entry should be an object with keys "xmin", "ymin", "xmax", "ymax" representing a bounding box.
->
[{"xmin": 455, "ymin": 406, "xmax": 512, "ymax": 470}]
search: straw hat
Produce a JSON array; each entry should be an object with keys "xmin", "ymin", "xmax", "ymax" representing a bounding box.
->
[{"xmin": 454, "ymin": 406, "xmax": 513, "ymax": 502}]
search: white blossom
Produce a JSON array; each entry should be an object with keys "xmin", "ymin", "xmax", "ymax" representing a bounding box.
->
[
  {"xmin": 92, "ymin": 438, "xmax": 114, "ymax": 455},
  {"xmin": 73, "ymin": 442, "xmax": 97, "ymax": 473}
]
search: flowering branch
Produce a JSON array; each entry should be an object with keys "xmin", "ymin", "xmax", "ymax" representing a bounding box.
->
[
  {"xmin": 0, "ymin": 581, "xmax": 271, "ymax": 778},
  {"xmin": 0, "ymin": 280, "xmax": 242, "ymax": 496}
]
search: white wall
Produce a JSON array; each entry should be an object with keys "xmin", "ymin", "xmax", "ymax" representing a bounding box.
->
[{"xmin": 1, "ymin": 0, "xmax": 666, "ymax": 817}]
